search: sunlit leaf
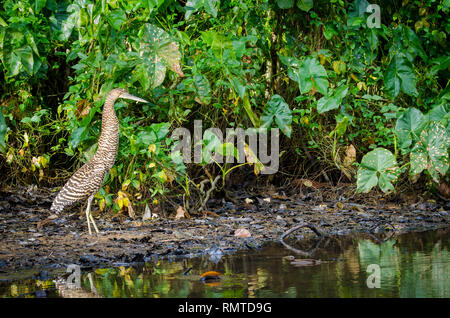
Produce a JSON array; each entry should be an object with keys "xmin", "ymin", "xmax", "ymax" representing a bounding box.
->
[
  {"xmin": 138, "ymin": 24, "xmax": 184, "ymax": 89},
  {"xmin": 410, "ymin": 122, "xmax": 450, "ymax": 182},
  {"xmin": 357, "ymin": 148, "xmax": 400, "ymax": 193}
]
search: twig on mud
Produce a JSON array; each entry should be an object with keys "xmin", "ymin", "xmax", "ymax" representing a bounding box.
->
[
  {"xmin": 198, "ymin": 175, "xmax": 220, "ymax": 212},
  {"xmin": 280, "ymin": 222, "xmax": 325, "ymax": 256}
]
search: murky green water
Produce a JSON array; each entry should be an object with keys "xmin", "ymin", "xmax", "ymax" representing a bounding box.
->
[{"xmin": 1, "ymin": 229, "xmax": 448, "ymax": 298}]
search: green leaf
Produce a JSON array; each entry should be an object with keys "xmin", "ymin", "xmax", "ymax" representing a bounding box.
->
[
  {"xmin": 185, "ymin": 0, "xmax": 219, "ymax": 20},
  {"xmin": 297, "ymin": 0, "xmax": 313, "ymax": 11},
  {"xmin": 260, "ymin": 94, "xmax": 292, "ymax": 137},
  {"xmin": 357, "ymin": 148, "xmax": 400, "ymax": 193},
  {"xmin": 201, "ymin": 130, "xmax": 222, "ymax": 164},
  {"xmin": 69, "ymin": 126, "xmax": 88, "ymax": 149},
  {"xmin": 277, "ymin": 0, "xmax": 294, "ymax": 9},
  {"xmin": 243, "ymin": 93, "xmax": 260, "ymax": 128},
  {"xmin": 107, "ymin": 9, "xmax": 127, "ymax": 30},
  {"xmin": 395, "ymin": 107, "xmax": 426, "ymax": 151},
  {"xmin": 33, "ymin": 0, "xmax": 47, "ymax": 13},
  {"xmin": 348, "ymin": 0, "xmax": 371, "ymax": 18},
  {"xmin": 138, "ymin": 24, "xmax": 183, "ymax": 89},
  {"xmin": 49, "ymin": 3, "xmax": 81, "ymax": 41},
  {"xmin": 295, "ymin": 56, "xmax": 329, "ymax": 95},
  {"xmin": 194, "ymin": 73, "xmax": 211, "ymax": 104},
  {"xmin": 316, "ymin": 84, "xmax": 348, "ymax": 114},
  {"xmin": 0, "ymin": 109, "xmax": 6, "ymax": 153},
  {"xmin": 410, "ymin": 122, "xmax": 450, "ymax": 182},
  {"xmin": 384, "ymin": 53, "xmax": 418, "ymax": 98},
  {"xmin": 390, "ymin": 25, "xmax": 427, "ymax": 63},
  {"xmin": 426, "ymin": 104, "xmax": 449, "ymax": 125}
]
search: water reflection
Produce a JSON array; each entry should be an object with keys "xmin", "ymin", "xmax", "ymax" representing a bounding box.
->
[{"xmin": 1, "ymin": 228, "xmax": 448, "ymax": 298}]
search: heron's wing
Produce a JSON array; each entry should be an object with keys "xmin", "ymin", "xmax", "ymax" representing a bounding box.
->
[{"xmin": 51, "ymin": 162, "xmax": 108, "ymax": 212}]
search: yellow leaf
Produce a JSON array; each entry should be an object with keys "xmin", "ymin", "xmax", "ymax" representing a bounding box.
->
[
  {"xmin": 110, "ymin": 167, "xmax": 117, "ymax": 180},
  {"xmin": 148, "ymin": 144, "xmax": 156, "ymax": 153},
  {"xmin": 117, "ymin": 197, "xmax": 124, "ymax": 209},
  {"xmin": 148, "ymin": 162, "xmax": 156, "ymax": 168},
  {"xmin": 357, "ymin": 82, "xmax": 367, "ymax": 91},
  {"xmin": 123, "ymin": 197, "xmax": 129, "ymax": 207},
  {"xmin": 99, "ymin": 198, "xmax": 105, "ymax": 211},
  {"xmin": 333, "ymin": 60, "xmax": 346, "ymax": 75}
]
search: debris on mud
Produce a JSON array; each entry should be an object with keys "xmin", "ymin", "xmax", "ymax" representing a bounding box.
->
[{"xmin": 0, "ymin": 185, "xmax": 448, "ymax": 275}]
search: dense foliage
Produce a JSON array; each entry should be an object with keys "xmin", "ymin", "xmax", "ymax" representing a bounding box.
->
[{"xmin": 0, "ymin": 0, "xmax": 449, "ymax": 215}]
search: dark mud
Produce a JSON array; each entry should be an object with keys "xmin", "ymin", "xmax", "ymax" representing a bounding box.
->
[{"xmin": 0, "ymin": 185, "xmax": 449, "ymax": 277}]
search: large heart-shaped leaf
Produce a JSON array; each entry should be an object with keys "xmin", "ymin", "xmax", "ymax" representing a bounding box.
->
[
  {"xmin": 277, "ymin": 0, "xmax": 294, "ymax": 9},
  {"xmin": 291, "ymin": 56, "xmax": 329, "ymax": 95},
  {"xmin": 137, "ymin": 24, "xmax": 184, "ymax": 89},
  {"xmin": 49, "ymin": 3, "xmax": 81, "ymax": 42},
  {"xmin": 317, "ymin": 84, "xmax": 348, "ymax": 114},
  {"xmin": 410, "ymin": 122, "xmax": 449, "ymax": 182},
  {"xmin": 357, "ymin": 148, "xmax": 400, "ymax": 193},
  {"xmin": 394, "ymin": 107, "xmax": 426, "ymax": 151},
  {"xmin": 384, "ymin": 53, "xmax": 418, "ymax": 98},
  {"xmin": 260, "ymin": 95, "xmax": 292, "ymax": 137},
  {"xmin": 0, "ymin": 27, "xmax": 41, "ymax": 77},
  {"xmin": 389, "ymin": 25, "xmax": 427, "ymax": 63}
]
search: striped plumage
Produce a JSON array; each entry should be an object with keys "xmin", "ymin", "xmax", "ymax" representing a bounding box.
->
[{"xmin": 50, "ymin": 88, "xmax": 148, "ymax": 234}]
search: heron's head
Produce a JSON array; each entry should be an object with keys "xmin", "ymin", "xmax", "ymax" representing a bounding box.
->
[{"xmin": 110, "ymin": 88, "xmax": 148, "ymax": 103}]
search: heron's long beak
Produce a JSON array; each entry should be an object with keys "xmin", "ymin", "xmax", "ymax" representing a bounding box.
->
[{"xmin": 120, "ymin": 92, "xmax": 149, "ymax": 103}]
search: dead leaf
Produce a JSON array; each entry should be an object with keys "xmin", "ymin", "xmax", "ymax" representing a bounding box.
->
[
  {"xmin": 127, "ymin": 203, "xmax": 135, "ymax": 219},
  {"xmin": 175, "ymin": 205, "xmax": 188, "ymax": 219},
  {"xmin": 142, "ymin": 204, "xmax": 152, "ymax": 221},
  {"xmin": 302, "ymin": 179, "xmax": 313, "ymax": 187},
  {"xmin": 244, "ymin": 198, "xmax": 254, "ymax": 204},
  {"xmin": 343, "ymin": 144, "xmax": 356, "ymax": 166},
  {"xmin": 234, "ymin": 228, "xmax": 251, "ymax": 238}
]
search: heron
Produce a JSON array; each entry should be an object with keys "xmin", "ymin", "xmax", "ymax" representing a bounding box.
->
[{"xmin": 50, "ymin": 88, "xmax": 148, "ymax": 235}]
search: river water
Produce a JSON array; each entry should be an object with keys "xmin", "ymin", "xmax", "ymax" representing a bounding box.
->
[{"xmin": 1, "ymin": 229, "xmax": 448, "ymax": 298}]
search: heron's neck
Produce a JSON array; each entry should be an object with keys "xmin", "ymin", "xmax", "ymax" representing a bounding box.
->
[{"xmin": 95, "ymin": 93, "xmax": 119, "ymax": 165}]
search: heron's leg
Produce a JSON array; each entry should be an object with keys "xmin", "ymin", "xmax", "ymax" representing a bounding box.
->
[
  {"xmin": 89, "ymin": 210, "xmax": 99, "ymax": 234},
  {"xmin": 85, "ymin": 195, "xmax": 94, "ymax": 235}
]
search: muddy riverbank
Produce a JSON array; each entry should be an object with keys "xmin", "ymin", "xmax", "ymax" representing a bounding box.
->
[{"xmin": 0, "ymin": 185, "xmax": 449, "ymax": 276}]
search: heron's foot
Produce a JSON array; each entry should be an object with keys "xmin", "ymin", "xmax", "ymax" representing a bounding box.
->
[
  {"xmin": 85, "ymin": 195, "xmax": 101, "ymax": 236},
  {"xmin": 88, "ymin": 212, "xmax": 100, "ymax": 236}
]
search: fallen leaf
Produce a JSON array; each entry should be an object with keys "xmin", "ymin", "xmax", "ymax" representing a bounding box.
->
[
  {"xmin": 244, "ymin": 198, "xmax": 254, "ymax": 204},
  {"xmin": 234, "ymin": 228, "xmax": 251, "ymax": 238},
  {"xmin": 142, "ymin": 204, "xmax": 152, "ymax": 221},
  {"xmin": 175, "ymin": 205, "xmax": 187, "ymax": 219}
]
